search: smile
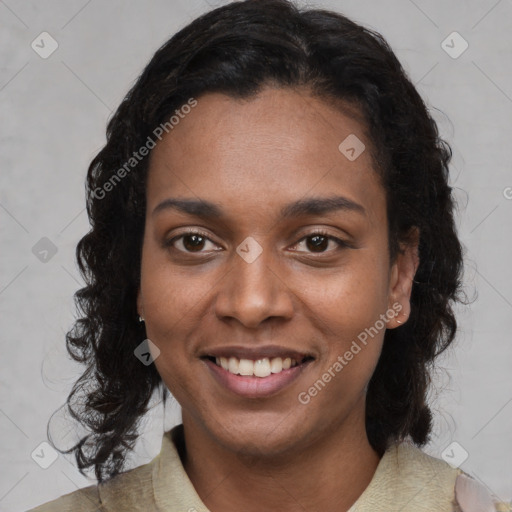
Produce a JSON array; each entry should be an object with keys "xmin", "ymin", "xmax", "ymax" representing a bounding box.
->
[
  {"xmin": 209, "ymin": 355, "xmax": 309, "ymax": 377},
  {"xmin": 201, "ymin": 351, "xmax": 315, "ymax": 398}
]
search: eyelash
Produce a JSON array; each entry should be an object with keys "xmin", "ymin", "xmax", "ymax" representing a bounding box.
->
[{"xmin": 164, "ymin": 229, "xmax": 349, "ymax": 255}]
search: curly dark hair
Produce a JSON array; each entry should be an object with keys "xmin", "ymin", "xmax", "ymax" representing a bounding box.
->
[{"xmin": 51, "ymin": 0, "xmax": 465, "ymax": 482}]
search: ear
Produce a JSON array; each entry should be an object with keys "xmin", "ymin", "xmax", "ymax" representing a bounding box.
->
[{"xmin": 386, "ymin": 227, "xmax": 420, "ymax": 329}]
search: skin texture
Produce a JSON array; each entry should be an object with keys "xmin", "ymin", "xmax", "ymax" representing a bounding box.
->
[{"xmin": 137, "ymin": 87, "xmax": 419, "ymax": 512}]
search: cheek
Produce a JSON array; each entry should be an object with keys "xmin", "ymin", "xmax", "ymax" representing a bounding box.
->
[
  {"xmin": 295, "ymin": 253, "xmax": 390, "ymax": 392},
  {"xmin": 140, "ymin": 247, "xmax": 213, "ymax": 329},
  {"xmin": 139, "ymin": 252, "xmax": 209, "ymax": 386},
  {"xmin": 300, "ymin": 254, "xmax": 390, "ymax": 333},
  {"xmin": 142, "ymin": 277, "xmax": 201, "ymax": 407},
  {"xmin": 296, "ymin": 268, "xmax": 387, "ymax": 413}
]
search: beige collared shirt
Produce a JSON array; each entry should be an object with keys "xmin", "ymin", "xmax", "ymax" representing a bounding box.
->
[{"xmin": 28, "ymin": 424, "xmax": 509, "ymax": 512}]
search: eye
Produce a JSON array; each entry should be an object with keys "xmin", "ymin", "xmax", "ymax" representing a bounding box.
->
[
  {"xmin": 164, "ymin": 230, "xmax": 220, "ymax": 253},
  {"xmin": 164, "ymin": 229, "xmax": 349, "ymax": 256},
  {"xmin": 291, "ymin": 231, "xmax": 348, "ymax": 254}
]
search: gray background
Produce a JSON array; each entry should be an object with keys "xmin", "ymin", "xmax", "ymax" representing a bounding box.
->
[{"xmin": 1, "ymin": 0, "xmax": 511, "ymax": 510}]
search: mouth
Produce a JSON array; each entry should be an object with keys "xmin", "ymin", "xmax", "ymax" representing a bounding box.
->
[
  {"xmin": 199, "ymin": 346, "xmax": 315, "ymax": 398},
  {"xmin": 202, "ymin": 354, "xmax": 314, "ymax": 378}
]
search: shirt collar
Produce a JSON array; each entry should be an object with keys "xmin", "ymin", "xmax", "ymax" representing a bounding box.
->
[{"xmin": 150, "ymin": 425, "xmax": 458, "ymax": 512}]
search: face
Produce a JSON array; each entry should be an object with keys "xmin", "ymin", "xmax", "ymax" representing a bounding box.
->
[{"xmin": 138, "ymin": 87, "xmax": 417, "ymax": 457}]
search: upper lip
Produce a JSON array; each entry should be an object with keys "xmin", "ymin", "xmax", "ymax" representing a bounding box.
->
[{"xmin": 200, "ymin": 345, "xmax": 314, "ymax": 361}]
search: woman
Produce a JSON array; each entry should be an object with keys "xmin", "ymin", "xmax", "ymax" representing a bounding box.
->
[{"xmin": 29, "ymin": 0, "xmax": 510, "ymax": 510}]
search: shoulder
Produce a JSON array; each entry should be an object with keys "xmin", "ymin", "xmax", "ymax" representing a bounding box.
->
[
  {"xmin": 26, "ymin": 483, "xmax": 101, "ymax": 512},
  {"xmin": 350, "ymin": 440, "xmax": 477, "ymax": 511},
  {"xmin": 27, "ymin": 426, "xmax": 194, "ymax": 512},
  {"xmin": 393, "ymin": 443, "xmax": 510, "ymax": 511},
  {"xmin": 27, "ymin": 452, "xmax": 157, "ymax": 512},
  {"xmin": 385, "ymin": 440, "xmax": 460, "ymax": 482},
  {"xmin": 390, "ymin": 442, "xmax": 510, "ymax": 512}
]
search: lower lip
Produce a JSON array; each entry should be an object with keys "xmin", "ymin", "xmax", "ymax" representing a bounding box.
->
[{"xmin": 203, "ymin": 358, "xmax": 312, "ymax": 398}]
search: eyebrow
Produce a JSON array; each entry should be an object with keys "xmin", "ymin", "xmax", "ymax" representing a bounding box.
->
[{"xmin": 152, "ymin": 195, "xmax": 366, "ymax": 220}]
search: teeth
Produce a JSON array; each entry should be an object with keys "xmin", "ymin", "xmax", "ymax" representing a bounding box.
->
[
  {"xmin": 270, "ymin": 357, "xmax": 282, "ymax": 373},
  {"xmin": 238, "ymin": 359, "xmax": 254, "ymax": 376},
  {"xmin": 254, "ymin": 358, "xmax": 271, "ymax": 377},
  {"xmin": 228, "ymin": 356, "xmax": 239, "ymax": 374},
  {"xmin": 212, "ymin": 355, "xmax": 302, "ymax": 377}
]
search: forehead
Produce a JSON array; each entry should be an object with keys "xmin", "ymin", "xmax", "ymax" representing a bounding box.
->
[{"xmin": 146, "ymin": 87, "xmax": 384, "ymax": 224}]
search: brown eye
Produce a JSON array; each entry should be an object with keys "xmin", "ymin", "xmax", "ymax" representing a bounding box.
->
[
  {"xmin": 306, "ymin": 234, "xmax": 330, "ymax": 252},
  {"xmin": 182, "ymin": 234, "xmax": 206, "ymax": 252},
  {"xmin": 165, "ymin": 230, "xmax": 219, "ymax": 254},
  {"xmin": 292, "ymin": 231, "xmax": 348, "ymax": 254}
]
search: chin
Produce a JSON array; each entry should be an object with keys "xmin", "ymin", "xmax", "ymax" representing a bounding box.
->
[{"xmin": 206, "ymin": 412, "xmax": 312, "ymax": 459}]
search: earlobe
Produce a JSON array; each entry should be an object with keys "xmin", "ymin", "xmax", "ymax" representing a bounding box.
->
[{"xmin": 387, "ymin": 227, "xmax": 420, "ymax": 329}]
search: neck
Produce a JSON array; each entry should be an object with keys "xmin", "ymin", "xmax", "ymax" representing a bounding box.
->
[{"xmin": 179, "ymin": 410, "xmax": 381, "ymax": 512}]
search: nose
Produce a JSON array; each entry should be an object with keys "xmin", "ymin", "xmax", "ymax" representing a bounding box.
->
[{"xmin": 214, "ymin": 245, "xmax": 294, "ymax": 329}]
